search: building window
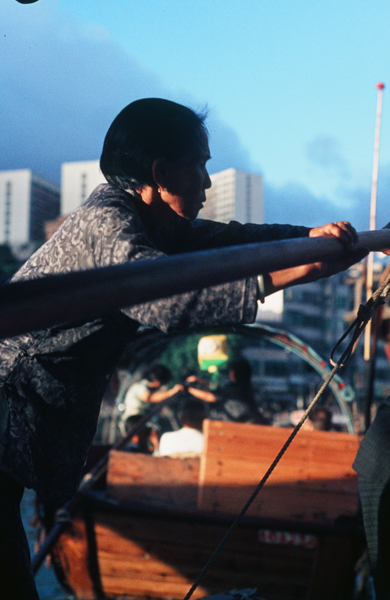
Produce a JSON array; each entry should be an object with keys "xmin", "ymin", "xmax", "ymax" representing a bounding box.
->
[
  {"xmin": 245, "ymin": 175, "xmax": 251, "ymax": 222},
  {"xmin": 4, "ymin": 181, "xmax": 11, "ymax": 243},
  {"xmin": 29, "ymin": 181, "xmax": 60, "ymax": 242},
  {"xmin": 80, "ymin": 173, "xmax": 87, "ymax": 203}
]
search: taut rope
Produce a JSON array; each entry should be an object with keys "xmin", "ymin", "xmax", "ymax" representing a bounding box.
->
[{"xmin": 183, "ymin": 267, "xmax": 390, "ymax": 600}]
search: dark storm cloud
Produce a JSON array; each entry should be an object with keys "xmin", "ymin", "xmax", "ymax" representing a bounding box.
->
[
  {"xmin": 1, "ymin": 4, "xmax": 167, "ymax": 183},
  {"xmin": 264, "ymin": 180, "xmax": 371, "ymax": 231},
  {"xmin": 207, "ymin": 116, "xmax": 258, "ymax": 174},
  {"xmin": 1, "ymin": 4, "xmax": 254, "ymax": 184}
]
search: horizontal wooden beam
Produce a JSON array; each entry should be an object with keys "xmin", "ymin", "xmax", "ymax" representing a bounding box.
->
[{"xmin": 1, "ymin": 229, "xmax": 389, "ymax": 340}]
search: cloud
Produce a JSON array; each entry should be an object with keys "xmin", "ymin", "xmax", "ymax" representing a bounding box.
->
[
  {"xmin": 4, "ymin": 3, "xmax": 380, "ymax": 235},
  {"xmin": 206, "ymin": 113, "xmax": 259, "ymax": 174},
  {"xmin": 280, "ymin": 132, "xmax": 389, "ymax": 232},
  {"xmin": 264, "ymin": 180, "xmax": 371, "ymax": 231},
  {"xmin": 306, "ymin": 135, "xmax": 350, "ymax": 179},
  {"xmin": 0, "ymin": 3, "xmax": 254, "ymax": 184}
]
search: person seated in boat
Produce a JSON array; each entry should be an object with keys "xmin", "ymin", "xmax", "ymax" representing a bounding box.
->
[
  {"xmin": 0, "ymin": 97, "xmax": 372, "ymax": 599},
  {"xmin": 309, "ymin": 406, "xmax": 332, "ymax": 431},
  {"xmin": 157, "ymin": 398, "xmax": 208, "ymax": 457},
  {"xmin": 180, "ymin": 372, "xmax": 219, "ymax": 404},
  {"xmin": 208, "ymin": 358, "xmax": 262, "ymax": 423},
  {"xmin": 117, "ymin": 364, "xmax": 183, "ymax": 435},
  {"xmin": 289, "ymin": 405, "xmax": 333, "ymax": 431},
  {"xmin": 190, "ymin": 359, "xmax": 263, "ymax": 423},
  {"xmin": 123, "ymin": 415, "xmax": 159, "ymax": 454}
]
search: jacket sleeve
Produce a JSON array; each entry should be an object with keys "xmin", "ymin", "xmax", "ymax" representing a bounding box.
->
[
  {"xmin": 160, "ymin": 217, "xmax": 311, "ymax": 253},
  {"xmin": 91, "ymin": 202, "xmax": 259, "ymax": 333}
]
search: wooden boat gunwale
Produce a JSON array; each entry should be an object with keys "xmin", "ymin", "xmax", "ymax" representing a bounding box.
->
[{"xmin": 80, "ymin": 487, "xmax": 365, "ymax": 538}]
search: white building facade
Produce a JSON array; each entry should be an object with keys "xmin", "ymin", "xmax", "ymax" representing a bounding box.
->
[
  {"xmin": 61, "ymin": 160, "xmax": 105, "ymax": 215},
  {"xmin": 0, "ymin": 169, "xmax": 60, "ymax": 245},
  {"xmin": 60, "ymin": 164, "xmax": 264, "ymax": 226},
  {"xmin": 199, "ymin": 168, "xmax": 264, "ymax": 224}
]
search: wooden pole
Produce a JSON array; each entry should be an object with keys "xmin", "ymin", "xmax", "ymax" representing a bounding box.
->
[
  {"xmin": 364, "ymin": 82, "xmax": 385, "ymax": 362},
  {"xmin": 362, "ymin": 83, "xmax": 385, "ymax": 430},
  {"xmin": 0, "ymin": 229, "xmax": 389, "ymax": 341}
]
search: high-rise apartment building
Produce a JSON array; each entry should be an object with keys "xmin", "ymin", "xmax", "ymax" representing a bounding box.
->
[
  {"xmin": 199, "ymin": 168, "xmax": 263, "ymax": 224},
  {"xmin": 60, "ymin": 163, "xmax": 264, "ymax": 226},
  {"xmin": 61, "ymin": 161, "xmax": 105, "ymax": 215},
  {"xmin": 0, "ymin": 170, "xmax": 60, "ymax": 245}
]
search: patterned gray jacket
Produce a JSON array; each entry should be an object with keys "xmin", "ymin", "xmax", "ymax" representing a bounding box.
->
[{"xmin": 0, "ymin": 184, "xmax": 309, "ymax": 505}]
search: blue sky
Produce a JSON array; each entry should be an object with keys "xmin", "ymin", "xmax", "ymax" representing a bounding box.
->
[{"xmin": 2, "ymin": 0, "xmax": 390, "ymax": 229}]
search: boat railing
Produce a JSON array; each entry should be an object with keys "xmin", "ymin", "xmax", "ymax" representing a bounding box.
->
[{"xmin": 0, "ymin": 229, "xmax": 388, "ymax": 341}]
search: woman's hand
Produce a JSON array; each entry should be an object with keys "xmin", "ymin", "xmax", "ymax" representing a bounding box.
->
[
  {"xmin": 308, "ymin": 221, "xmax": 358, "ymax": 252},
  {"xmin": 263, "ymin": 221, "xmax": 367, "ymax": 296}
]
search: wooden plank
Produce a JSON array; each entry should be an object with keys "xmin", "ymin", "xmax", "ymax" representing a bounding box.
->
[
  {"xmin": 52, "ymin": 518, "xmax": 95, "ymax": 600},
  {"xmin": 54, "ymin": 510, "xmax": 358, "ymax": 600},
  {"xmin": 106, "ymin": 451, "xmax": 200, "ymax": 509},
  {"xmin": 93, "ymin": 512, "xmax": 317, "ymax": 600},
  {"xmin": 96, "ymin": 513, "xmax": 316, "ymax": 566},
  {"xmin": 199, "ymin": 486, "xmax": 359, "ymax": 523},
  {"xmin": 199, "ymin": 420, "xmax": 360, "ymax": 524},
  {"xmin": 200, "ymin": 455, "xmax": 358, "ymax": 492},
  {"xmin": 202, "ymin": 420, "xmax": 361, "ymax": 464},
  {"xmin": 101, "ymin": 576, "xmax": 208, "ymax": 600},
  {"xmin": 97, "ymin": 549, "xmax": 314, "ymax": 580}
]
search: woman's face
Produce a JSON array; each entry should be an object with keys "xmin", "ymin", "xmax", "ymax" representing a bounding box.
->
[{"xmin": 161, "ymin": 129, "xmax": 212, "ymax": 221}]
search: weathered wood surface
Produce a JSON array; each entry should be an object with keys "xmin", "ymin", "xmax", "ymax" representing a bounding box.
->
[
  {"xmin": 53, "ymin": 419, "xmax": 365, "ymax": 600},
  {"xmin": 52, "ymin": 518, "xmax": 95, "ymax": 600},
  {"xmin": 54, "ymin": 510, "xmax": 363, "ymax": 600},
  {"xmin": 106, "ymin": 451, "xmax": 200, "ymax": 510},
  {"xmin": 95, "ymin": 512, "xmax": 316, "ymax": 600},
  {"xmin": 198, "ymin": 420, "xmax": 361, "ymax": 524}
]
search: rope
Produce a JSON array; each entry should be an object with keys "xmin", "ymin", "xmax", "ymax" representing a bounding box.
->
[
  {"xmin": 183, "ymin": 267, "xmax": 390, "ymax": 600},
  {"xmin": 330, "ymin": 267, "xmax": 390, "ymax": 368}
]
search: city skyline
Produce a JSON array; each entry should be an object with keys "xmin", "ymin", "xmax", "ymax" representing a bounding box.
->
[
  {"xmin": 0, "ymin": 163, "xmax": 264, "ymax": 243},
  {"xmin": 0, "ymin": 169, "xmax": 60, "ymax": 245}
]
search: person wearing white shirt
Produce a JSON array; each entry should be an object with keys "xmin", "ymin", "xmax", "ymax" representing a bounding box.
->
[{"xmin": 157, "ymin": 398, "xmax": 207, "ymax": 456}]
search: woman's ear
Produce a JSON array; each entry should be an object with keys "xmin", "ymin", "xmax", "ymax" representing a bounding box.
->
[{"xmin": 152, "ymin": 157, "xmax": 168, "ymax": 189}]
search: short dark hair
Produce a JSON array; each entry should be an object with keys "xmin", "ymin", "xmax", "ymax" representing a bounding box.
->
[
  {"xmin": 229, "ymin": 359, "xmax": 252, "ymax": 383},
  {"xmin": 100, "ymin": 98, "xmax": 208, "ymax": 192},
  {"xmin": 179, "ymin": 398, "xmax": 208, "ymax": 428},
  {"xmin": 309, "ymin": 407, "xmax": 332, "ymax": 431},
  {"xmin": 144, "ymin": 364, "xmax": 171, "ymax": 385}
]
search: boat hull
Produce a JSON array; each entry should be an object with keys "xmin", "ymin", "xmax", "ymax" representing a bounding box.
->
[
  {"xmin": 51, "ymin": 499, "xmax": 364, "ymax": 600},
  {"xmin": 50, "ymin": 421, "xmax": 365, "ymax": 600}
]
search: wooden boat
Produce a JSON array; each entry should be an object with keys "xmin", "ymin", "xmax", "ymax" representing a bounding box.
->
[{"xmin": 46, "ymin": 326, "xmax": 366, "ymax": 600}]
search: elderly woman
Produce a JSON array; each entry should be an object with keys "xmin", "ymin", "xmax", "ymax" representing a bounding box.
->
[{"xmin": 0, "ymin": 98, "xmax": 365, "ymax": 599}]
